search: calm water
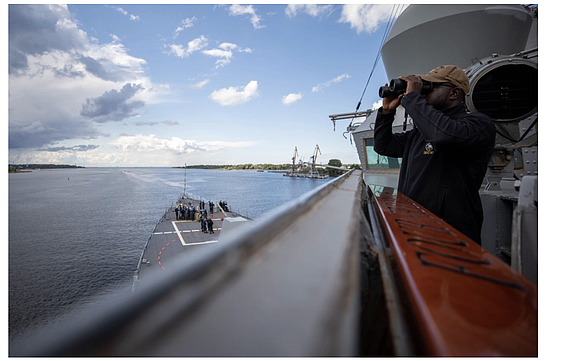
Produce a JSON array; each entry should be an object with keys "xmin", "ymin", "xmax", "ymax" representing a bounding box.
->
[{"xmin": 9, "ymin": 167, "xmax": 331, "ymax": 341}]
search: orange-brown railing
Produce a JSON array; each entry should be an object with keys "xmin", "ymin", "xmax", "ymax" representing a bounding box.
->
[{"xmin": 372, "ymin": 186, "xmax": 537, "ymax": 356}]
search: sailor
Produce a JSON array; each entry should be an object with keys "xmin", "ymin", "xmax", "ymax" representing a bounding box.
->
[
  {"xmin": 201, "ymin": 216, "xmax": 207, "ymax": 233},
  {"xmin": 209, "ymin": 201, "xmax": 214, "ymax": 214},
  {"xmin": 175, "ymin": 204, "xmax": 179, "ymax": 220},
  {"xmin": 207, "ymin": 217, "xmax": 214, "ymax": 234},
  {"xmin": 373, "ymin": 65, "xmax": 495, "ymax": 244}
]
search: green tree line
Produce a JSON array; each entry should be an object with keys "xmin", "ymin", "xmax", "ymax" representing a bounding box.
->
[{"xmin": 177, "ymin": 160, "xmax": 361, "ymax": 175}]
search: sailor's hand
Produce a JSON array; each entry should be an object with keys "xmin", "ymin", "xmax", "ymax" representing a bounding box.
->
[
  {"xmin": 382, "ymin": 83, "xmax": 403, "ymax": 113},
  {"xmin": 400, "ymin": 75, "xmax": 423, "ymax": 95}
]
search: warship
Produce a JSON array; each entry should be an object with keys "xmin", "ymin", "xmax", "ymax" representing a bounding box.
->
[{"xmin": 10, "ymin": 4, "xmax": 538, "ymax": 356}]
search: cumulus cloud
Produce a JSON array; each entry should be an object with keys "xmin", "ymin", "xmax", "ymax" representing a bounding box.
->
[
  {"xmin": 312, "ymin": 73, "xmax": 351, "ymax": 92},
  {"xmin": 9, "ymin": 4, "xmax": 153, "ymax": 148},
  {"xmin": 202, "ymin": 42, "xmax": 252, "ymax": 68},
  {"xmin": 228, "ymin": 4, "xmax": 264, "ymax": 29},
  {"xmin": 112, "ymin": 134, "xmax": 255, "ymax": 155},
  {"xmin": 338, "ymin": 4, "xmax": 408, "ymax": 34},
  {"xmin": 165, "ymin": 35, "xmax": 209, "ymax": 58},
  {"xmin": 209, "ymin": 81, "xmax": 259, "ymax": 106},
  {"xmin": 9, "ymin": 4, "xmax": 88, "ymax": 74},
  {"xmin": 174, "ymin": 16, "xmax": 197, "ymax": 38},
  {"xmin": 285, "ymin": 4, "xmax": 334, "ymax": 17},
  {"xmin": 282, "ymin": 93, "xmax": 303, "ymax": 105},
  {"xmin": 80, "ymin": 83, "xmax": 145, "ymax": 123}
]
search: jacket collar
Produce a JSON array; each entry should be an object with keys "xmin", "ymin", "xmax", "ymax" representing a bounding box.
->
[{"xmin": 442, "ymin": 103, "xmax": 467, "ymax": 117}]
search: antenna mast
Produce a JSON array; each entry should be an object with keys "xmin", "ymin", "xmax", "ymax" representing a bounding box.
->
[{"xmin": 183, "ymin": 163, "xmax": 187, "ymax": 198}]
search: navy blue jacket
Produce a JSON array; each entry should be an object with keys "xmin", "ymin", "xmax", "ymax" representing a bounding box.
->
[{"xmin": 373, "ymin": 91, "xmax": 495, "ymax": 243}]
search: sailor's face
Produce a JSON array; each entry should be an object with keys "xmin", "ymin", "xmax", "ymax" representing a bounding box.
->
[{"xmin": 424, "ymin": 83, "xmax": 454, "ymax": 110}]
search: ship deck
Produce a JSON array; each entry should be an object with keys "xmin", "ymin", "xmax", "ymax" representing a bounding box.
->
[{"xmin": 134, "ymin": 196, "xmax": 247, "ymax": 285}]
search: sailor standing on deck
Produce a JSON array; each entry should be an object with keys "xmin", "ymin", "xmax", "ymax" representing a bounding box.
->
[
  {"xmin": 373, "ymin": 65, "xmax": 495, "ymax": 244},
  {"xmin": 207, "ymin": 217, "xmax": 214, "ymax": 234},
  {"xmin": 175, "ymin": 204, "xmax": 179, "ymax": 220}
]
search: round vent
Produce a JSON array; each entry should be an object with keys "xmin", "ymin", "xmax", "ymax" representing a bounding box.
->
[{"xmin": 465, "ymin": 56, "xmax": 537, "ymax": 122}]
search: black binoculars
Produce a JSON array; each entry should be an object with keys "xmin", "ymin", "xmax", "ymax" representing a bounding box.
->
[{"xmin": 379, "ymin": 79, "xmax": 435, "ymax": 98}]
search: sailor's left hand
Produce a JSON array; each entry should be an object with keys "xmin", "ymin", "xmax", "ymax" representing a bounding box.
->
[{"xmin": 400, "ymin": 75, "xmax": 423, "ymax": 95}]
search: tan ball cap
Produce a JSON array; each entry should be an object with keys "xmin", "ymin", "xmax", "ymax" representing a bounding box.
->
[{"xmin": 419, "ymin": 65, "xmax": 470, "ymax": 95}]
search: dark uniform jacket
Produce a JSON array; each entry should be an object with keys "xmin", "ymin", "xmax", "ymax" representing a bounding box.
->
[{"xmin": 373, "ymin": 91, "xmax": 495, "ymax": 243}]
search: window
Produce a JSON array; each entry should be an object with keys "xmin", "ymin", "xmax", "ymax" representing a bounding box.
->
[{"xmin": 364, "ymin": 138, "xmax": 401, "ymax": 169}]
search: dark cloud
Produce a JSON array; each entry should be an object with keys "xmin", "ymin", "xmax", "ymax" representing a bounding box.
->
[
  {"xmin": 9, "ymin": 4, "xmax": 87, "ymax": 74},
  {"xmin": 9, "ymin": 111, "xmax": 101, "ymax": 149},
  {"xmin": 78, "ymin": 56, "xmax": 125, "ymax": 82},
  {"xmin": 37, "ymin": 144, "xmax": 100, "ymax": 152},
  {"xmin": 52, "ymin": 64, "xmax": 85, "ymax": 79},
  {"xmin": 80, "ymin": 83, "xmax": 145, "ymax": 123}
]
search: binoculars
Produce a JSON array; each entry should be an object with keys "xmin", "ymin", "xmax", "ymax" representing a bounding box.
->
[{"xmin": 379, "ymin": 79, "xmax": 435, "ymax": 98}]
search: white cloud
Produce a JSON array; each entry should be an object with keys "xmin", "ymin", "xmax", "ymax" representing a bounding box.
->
[
  {"xmin": 191, "ymin": 79, "xmax": 210, "ymax": 89},
  {"xmin": 338, "ymin": 4, "xmax": 408, "ymax": 34},
  {"xmin": 111, "ymin": 134, "xmax": 255, "ymax": 155},
  {"xmin": 282, "ymin": 93, "xmax": 303, "ymax": 105},
  {"xmin": 209, "ymin": 81, "xmax": 259, "ymax": 106},
  {"xmin": 114, "ymin": 6, "xmax": 127, "ymax": 15},
  {"xmin": 174, "ymin": 16, "xmax": 197, "ymax": 38},
  {"xmin": 106, "ymin": 5, "xmax": 140, "ymax": 22},
  {"xmin": 285, "ymin": 5, "xmax": 334, "ymax": 18},
  {"xmin": 312, "ymin": 73, "xmax": 351, "ymax": 92},
  {"xmin": 165, "ymin": 35, "xmax": 209, "ymax": 58},
  {"xmin": 202, "ymin": 42, "xmax": 252, "ymax": 68},
  {"xmin": 9, "ymin": 4, "xmax": 157, "ymax": 150},
  {"xmin": 228, "ymin": 4, "xmax": 264, "ymax": 29}
]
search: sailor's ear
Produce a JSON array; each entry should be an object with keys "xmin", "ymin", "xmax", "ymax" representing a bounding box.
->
[{"xmin": 449, "ymin": 87, "xmax": 462, "ymax": 100}]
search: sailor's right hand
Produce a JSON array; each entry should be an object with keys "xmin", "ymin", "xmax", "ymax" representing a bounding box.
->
[{"xmin": 381, "ymin": 88, "xmax": 403, "ymax": 114}]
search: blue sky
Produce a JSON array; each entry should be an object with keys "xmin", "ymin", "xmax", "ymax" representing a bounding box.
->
[{"xmin": 8, "ymin": 4, "xmax": 408, "ymax": 167}]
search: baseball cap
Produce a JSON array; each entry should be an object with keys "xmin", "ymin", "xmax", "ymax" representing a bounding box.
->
[{"xmin": 419, "ymin": 65, "xmax": 470, "ymax": 95}]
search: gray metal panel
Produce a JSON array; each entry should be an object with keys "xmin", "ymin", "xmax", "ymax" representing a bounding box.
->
[
  {"xmin": 381, "ymin": 4, "xmax": 532, "ymax": 79},
  {"xmin": 480, "ymin": 192, "xmax": 516, "ymax": 262}
]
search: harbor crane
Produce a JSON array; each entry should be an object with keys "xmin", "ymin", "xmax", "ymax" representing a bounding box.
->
[
  {"xmin": 290, "ymin": 146, "xmax": 299, "ymax": 175},
  {"xmin": 309, "ymin": 145, "xmax": 322, "ymax": 178},
  {"xmin": 284, "ymin": 145, "xmax": 328, "ymax": 178}
]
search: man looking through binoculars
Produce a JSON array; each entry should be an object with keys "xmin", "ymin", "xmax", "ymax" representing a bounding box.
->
[{"xmin": 373, "ymin": 65, "xmax": 495, "ymax": 244}]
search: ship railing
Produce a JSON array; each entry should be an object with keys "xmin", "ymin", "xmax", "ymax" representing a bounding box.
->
[{"xmin": 367, "ymin": 185, "xmax": 538, "ymax": 356}]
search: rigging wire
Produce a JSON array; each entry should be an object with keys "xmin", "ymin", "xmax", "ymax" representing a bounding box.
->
[
  {"xmin": 339, "ymin": 4, "xmax": 404, "ymax": 147},
  {"xmin": 354, "ymin": 4, "xmax": 403, "ymax": 114}
]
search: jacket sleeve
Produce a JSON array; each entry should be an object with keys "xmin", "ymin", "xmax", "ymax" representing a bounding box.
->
[
  {"xmin": 373, "ymin": 108, "xmax": 408, "ymax": 158},
  {"xmin": 401, "ymin": 91, "xmax": 494, "ymax": 147}
]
